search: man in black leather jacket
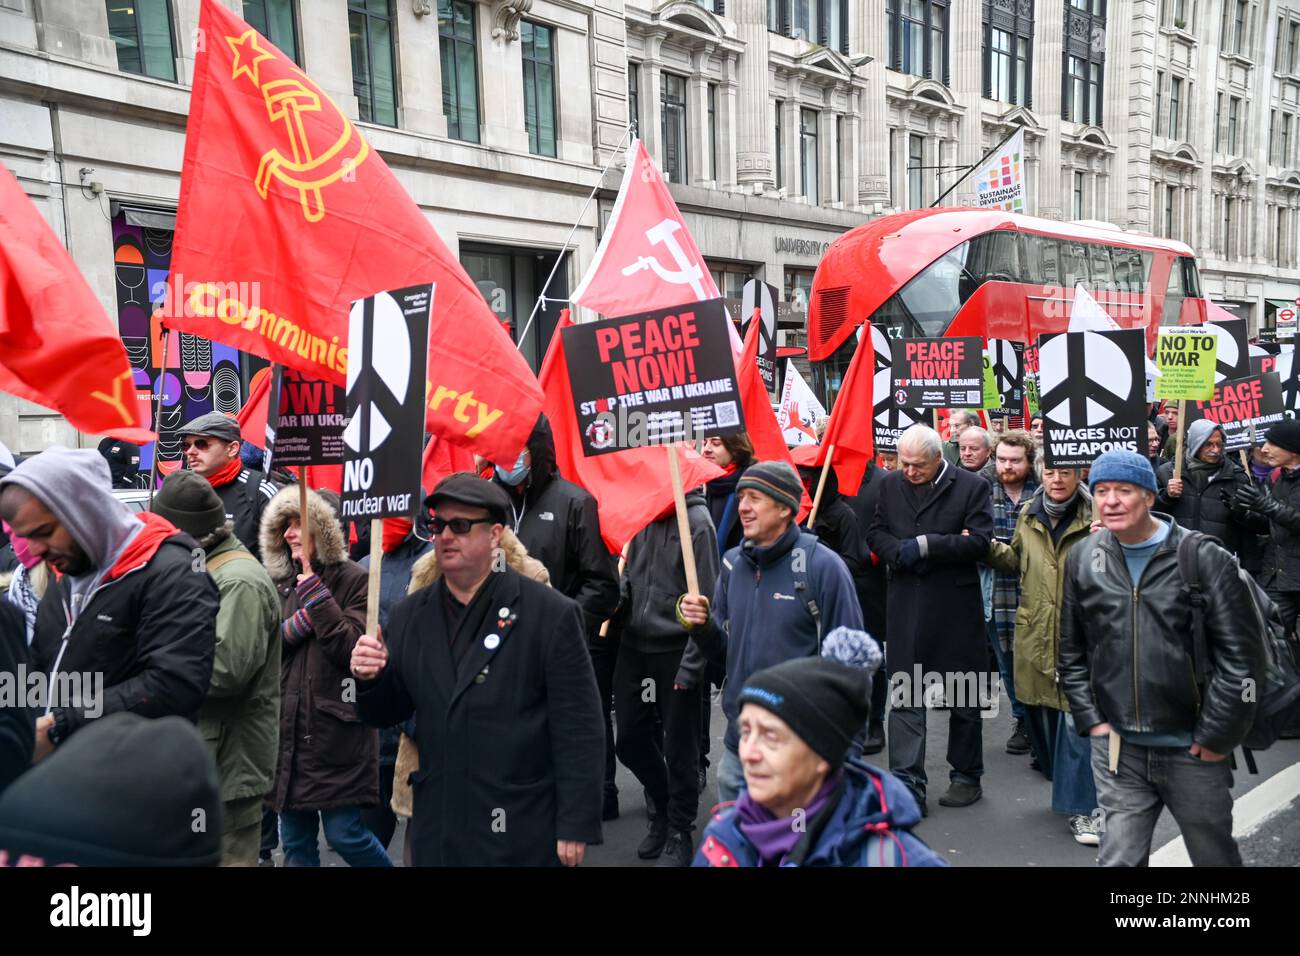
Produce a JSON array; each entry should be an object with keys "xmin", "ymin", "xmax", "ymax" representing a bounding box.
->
[{"xmin": 1059, "ymin": 450, "xmax": 1264, "ymax": 867}]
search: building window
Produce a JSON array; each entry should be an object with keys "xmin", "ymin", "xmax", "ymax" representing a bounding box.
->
[
  {"xmin": 984, "ymin": 1, "xmax": 1033, "ymax": 106},
  {"xmin": 1215, "ymin": 94, "xmax": 1223, "ymax": 151},
  {"xmin": 835, "ymin": 115, "xmax": 844, "ymax": 204},
  {"xmin": 627, "ymin": 63, "xmax": 639, "ymax": 137},
  {"xmin": 242, "ymin": 0, "xmax": 298, "ymax": 63},
  {"xmin": 1224, "ymin": 197, "xmax": 1237, "ymax": 257},
  {"xmin": 1063, "ymin": 0, "xmax": 1105, "ymax": 125},
  {"xmin": 769, "ymin": 0, "xmax": 847, "ymax": 50},
  {"xmin": 990, "ymin": 29, "xmax": 1013, "ymax": 102},
  {"xmin": 1232, "ymin": 0, "xmax": 1247, "ymax": 56},
  {"xmin": 1285, "ymin": 114, "xmax": 1294, "ymax": 167},
  {"xmin": 1228, "ymin": 96, "xmax": 1240, "ymax": 154},
  {"xmin": 1165, "ymin": 185, "xmax": 1175, "ymax": 237},
  {"xmin": 1168, "ymin": 76, "xmax": 1182, "ymax": 139},
  {"xmin": 769, "ymin": 0, "xmax": 782, "ymax": 32},
  {"xmin": 708, "ymin": 84, "xmax": 719, "ymax": 182},
  {"xmin": 521, "ymin": 21, "xmax": 556, "ymax": 157},
  {"xmin": 775, "ymin": 100, "xmax": 784, "ymax": 189},
  {"xmin": 351, "ymin": 0, "xmax": 398, "ymax": 127},
  {"xmin": 1174, "ymin": 0, "xmax": 1187, "ymax": 27},
  {"xmin": 1067, "ymin": 56, "xmax": 1087, "ymax": 123},
  {"xmin": 889, "ymin": 0, "xmax": 949, "ymax": 84},
  {"xmin": 1073, "ymin": 170, "xmax": 1084, "ymax": 219},
  {"xmin": 1271, "ymin": 109, "xmax": 1279, "ymax": 163},
  {"xmin": 784, "ymin": 267, "xmax": 816, "ymax": 315},
  {"xmin": 709, "ymin": 263, "xmax": 755, "ymax": 300},
  {"xmin": 793, "ymin": 0, "xmax": 818, "ymax": 40},
  {"xmin": 908, "ymin": 133, "xmax": 924, "ymax": 209},
  {"xmin": 105, "ymin": 0, "xmax": 176, "ymax": 82},
  {"xmin": 1291, "ymin": 22, "xmax": 1300, "ymax": 74},
  {"xmin": 800, "ymin": 109, "xmax": 819, "ymax": 204},
  {"xmin": 1154, "ymin": 71, "xmax": 1165, "ymax": 136},
  {"xmin": 461, "ymin": 244, "xmax": 569, "ymax": 371},
  {"xmin": 438, "ymin": 0, "xmax": 478, "ymax": 140},
  {"xmin": 662, "ymin": 73, "xmax": 688, "ymax": 185}
]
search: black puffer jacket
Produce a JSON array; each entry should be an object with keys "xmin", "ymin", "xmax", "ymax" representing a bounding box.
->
[
  {"xmin": 1258, "ymin": 466, "xmax": 1300, "ymax": 591},
  {"xmin": 1154, "ymin": 458, "xmax": 1265, "ymax": 560},
  {"xmin": 494, "ymin": 417, "xmax": 619, "ymax": 638},
  {"xmin": 1059, "ymin": 518, "xmax": 1266, "ymax": 755},
  {"xmin": 619, "ymin": 489, "xmax": 720, "ymax": 687}
]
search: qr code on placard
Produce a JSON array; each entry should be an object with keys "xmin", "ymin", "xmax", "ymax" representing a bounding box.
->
[
  {"xmin": 964, "ymin": 391, "xmax": 981, "ymax": 405},
  {"xmin": 714, "ymin": 401, "xmax": 740, "ymax": 427}
]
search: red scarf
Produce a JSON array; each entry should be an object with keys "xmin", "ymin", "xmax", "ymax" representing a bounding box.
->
[
  {"xmin": 382, "ymin": 518, "xmax": 413, "ymax": 554},
  {"xmin": 206, "ymin": 457, "xmax": 243, "ymax": 489}
]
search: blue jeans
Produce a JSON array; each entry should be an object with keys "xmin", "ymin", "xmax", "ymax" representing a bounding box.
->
[
  {"xmin": 279, "ymin": 808, "xmax": 394, "ymax": 867},
  {"xmin": 1051, "ymin": 712, "xmax": 1098, "ymax": 817},
  {"xmin": 986, "ymin": 618, "xmax": 1024, "ymax": 721},
  {"xmin": 718, "ymin": 748, "xmax": 746, "ymax": 804},
  {"xmin": 1089, "ymin": 737, "xmax": 1239, "ymax": 867}
]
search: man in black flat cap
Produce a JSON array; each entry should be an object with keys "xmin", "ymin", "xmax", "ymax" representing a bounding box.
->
[
  {"xmin": 178, "ymin": 411, "xmax": 279, "ymax": 561},
  {"xmin": 351, "ymin": 472, "xmax": 605, "ymax": 866}
]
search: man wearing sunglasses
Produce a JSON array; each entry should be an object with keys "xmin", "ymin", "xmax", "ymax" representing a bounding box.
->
[
  {"xmin": 178, "ymin": 413, "xmax": 279, "ymax": 561},
  {"xmin": 352, "ymin": 473, "xmax": 605, "ymax": 866}
]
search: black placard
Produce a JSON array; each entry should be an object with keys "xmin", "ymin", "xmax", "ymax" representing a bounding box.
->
[
  {"xmin": 340, "ymin": 283, "xmax": 432, "ymax": 520},
  {"xmin": 869, "ymin": 325, "xmax": 930, "ymax": 450},
  {"xmin": 1185, "ymin": 373, "xmax": 1285, "ymax": 451},
  {"xmin": 263, "ymin": 367, "xmax": 348, "ymax": 469},
  {"xmin": 985, "ymin": 338, "xmax": 1025, "ymax": 418},
  {"xmin": 1038, "ymin": 329, "xmax": 1148, "ymax": 468},
  {"xmin": 890, "ymin": 336, "xmax": 984, "ymax": 409},
  {"xmin": 741, "ymin": 279, "xmax": 779, "ymax": 395},
  {"xmin": 1206, "ymin": 317, "xmax": 1250, "ymax": 382},
  {"xmin": 563, "ymin": 298, "xmax": 745, "ymax": 456}
]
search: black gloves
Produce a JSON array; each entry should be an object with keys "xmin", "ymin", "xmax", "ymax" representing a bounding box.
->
[
  {"xmin": 1233, "ymin": 482, "xmax": 1279, "ymax": 518},
  {"xmin": 897, "ymin": 537, "xmax": 922, "ymax": 571}
]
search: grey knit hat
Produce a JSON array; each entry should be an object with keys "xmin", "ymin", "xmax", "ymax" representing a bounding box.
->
[{"xmin": 736, "ymin": 460, "xmax": 802, "ymax": 513}]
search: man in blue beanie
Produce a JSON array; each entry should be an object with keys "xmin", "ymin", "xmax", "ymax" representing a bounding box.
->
[{"xmin": 1057, "ymin": 449, "xmax": 1265, "ymax": 866}]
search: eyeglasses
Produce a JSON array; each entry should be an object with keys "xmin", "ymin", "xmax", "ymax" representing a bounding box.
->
[{"xmin": 431, "ymin": 516, "xmax": 495, "ymax": 536}]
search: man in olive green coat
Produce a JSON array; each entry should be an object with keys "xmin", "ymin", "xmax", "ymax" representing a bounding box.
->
[{"xmin": 153, "ymin": 471, "xmax": 282, "ymax": 866}]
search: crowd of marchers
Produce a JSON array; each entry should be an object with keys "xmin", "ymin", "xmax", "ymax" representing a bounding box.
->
[{"xmin": 0, "ymin": 397, "xmax": 1294, "ymax": 869}]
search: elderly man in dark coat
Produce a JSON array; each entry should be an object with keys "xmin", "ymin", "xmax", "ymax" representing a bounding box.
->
[
  {"xmin": 867, "ymin": 423, "xmax": 995, "ymax": 814},
  {"xmin": 352, "ymin": 474, "xmax": 604, "ymax": 867}
]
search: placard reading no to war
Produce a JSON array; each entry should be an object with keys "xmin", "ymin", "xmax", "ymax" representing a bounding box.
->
[{"xmin": 1155, "ymin": 327, "xmax": 1217, "ymax": 401}]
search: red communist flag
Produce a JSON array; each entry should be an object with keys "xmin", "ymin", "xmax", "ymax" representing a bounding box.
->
[
  {"xmin": 422, "ymin": 432, "xmax": 476, "ymax": 496},
  {"xmin": 168, "ymin": 0, "xmax": 541, "ymax": 464},
  {"xmin": 541, "ymin": 310, "xmax": 722, "ymax": 553},
  {"xmin": 572, "ymin": 139, "xmax": 741, "ymax": 353},
  {"xmin": 738, "ymin": 313, "xmax": 811, "ymax": 519},
  {"xmin": 0, "ymin": 164, "xmax": 154, "ymax": 442},
  {"xmin": 816, "ymin": 323, "xmax": 875, "ymax": 496}
]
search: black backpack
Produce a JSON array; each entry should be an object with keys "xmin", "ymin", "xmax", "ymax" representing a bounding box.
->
[{"xmin": 1177, "ymin": 531, "xmax": 1300, "ymax": 769}]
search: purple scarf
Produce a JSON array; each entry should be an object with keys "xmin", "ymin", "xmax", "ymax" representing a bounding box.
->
[{"xmin": 735, "ymin": 771, "xmax": 842, "ymax": 866}]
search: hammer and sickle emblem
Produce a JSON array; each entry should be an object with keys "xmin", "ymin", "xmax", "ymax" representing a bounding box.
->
[
  {"xmin": 253, "ymin": 79, "xmax": 370, "ymax": 223},
  {"xmin": 619, "ymin": 219, "xmax": 708, "ymax": 298}
]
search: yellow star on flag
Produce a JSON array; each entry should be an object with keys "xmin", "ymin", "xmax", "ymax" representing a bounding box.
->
[{"xmin": 227, "ymin": 29, "xmax": 274, "ymax": 88}]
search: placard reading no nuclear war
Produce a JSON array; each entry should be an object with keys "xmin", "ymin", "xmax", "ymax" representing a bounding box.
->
[
  {"xmin": 564, "ymin": 298, "xmax": 746, "ymax": 456},
  {"xmin": 890, "ymin": 337, "xmax": 984, "ymax": 408}
]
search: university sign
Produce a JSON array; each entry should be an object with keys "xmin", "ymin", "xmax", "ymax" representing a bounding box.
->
[{"xmin": 774, "ymin": 236, "xmax": 833, "ymax": 257}]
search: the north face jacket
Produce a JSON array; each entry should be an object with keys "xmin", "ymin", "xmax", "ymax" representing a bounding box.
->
[{"xmin": 691, "ymin": 521, "xmax": 862, "ymax": 754}]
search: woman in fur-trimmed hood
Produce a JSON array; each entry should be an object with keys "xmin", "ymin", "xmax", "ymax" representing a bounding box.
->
[{"xmin": 259, "ymin": 484, "xmax": 389, "ymax": 867}]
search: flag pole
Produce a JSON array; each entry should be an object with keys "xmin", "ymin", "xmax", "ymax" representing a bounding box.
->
[
  {"xmin": 515, "ymin": 125, "xmax": 633, "ymax": 350},
  {"xmin": 667, "ymin": 444, "xmax": 700, "ymax": 597},
  {"xmin": 1172, "ymin": 401, "xmax": 1187, "ymax": 483},
  {"xmin": 147, "ymin": 319, "xmax": 170, "ymax": 505},
  {"xmin": 929, "ymin": 125, "xmax": 1021, "ymax": 209},
  {"xmin": 366, "ymin": 517, "xmax": 383, "ymax": 637},
  {"xmin": 298, "ymin": 467, "xmax": 313, "ymax": 576},
  {"xmin": 807, "ymin": 444, "xmax": 835, "ymax": 527}
]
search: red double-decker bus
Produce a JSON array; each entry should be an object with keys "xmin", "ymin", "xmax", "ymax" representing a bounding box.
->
[{"xmin": 807, "ymin": 208, "xmax": 1207, "ymax": 399}]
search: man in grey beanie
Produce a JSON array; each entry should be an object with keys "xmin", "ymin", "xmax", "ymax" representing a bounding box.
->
[
  {"xmin": 1155, "ymin": 419, "xmax": 1264, "ymax": 569},
  {"xmin": 1059, "ymin": 448, "xmax": 1265, "ymax": 866},
  {"xmin": 680, "ymin": 459, "xmax": 862, "ymax": 803},
  {"xmin": 0, "ymin": 447, "xmax": 218, "ymax": 762},
  {"xmin": 152, "ymin": 471, "xmax": 281, "ymax": 866}
]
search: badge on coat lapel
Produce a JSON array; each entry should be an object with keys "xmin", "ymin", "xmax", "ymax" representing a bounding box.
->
[
  {"xmin": 494, "ymin": 607, "xmax": 518, "ymax": 633},
  {"xmin": 483, "ymin": 633, "xmax": 501, "ymax": 650}
]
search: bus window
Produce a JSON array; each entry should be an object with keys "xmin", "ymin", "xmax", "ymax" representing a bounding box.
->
[
  {"xmin": 985, "ymin": 231, "xmax": 1022, "ymax": 282},
  {"xmin": 897, "ymin": 242, "xmax": 973, "ymax": 337},
  {"xmin": 1061, "ymin": 241, "xmax": 1089, "ymax": 288},
  {"xmin": 1181, "ymin": 256, "xmax": 1202, "ymax": 298},
  {"xmin": 1161, "ymin": 254, "xmax": 1186, "ymax": 326},
  {"xmin": 1025, "ymin": 235, "xmax": 1061, "ymax": 285},
  {"xmin": 1089, "ymin": 244, "xmax": 1116, "ymax": 290},
  {"xmin": 1114, "ymin": 249, "xmax": 1153, "ymax": 293}
]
